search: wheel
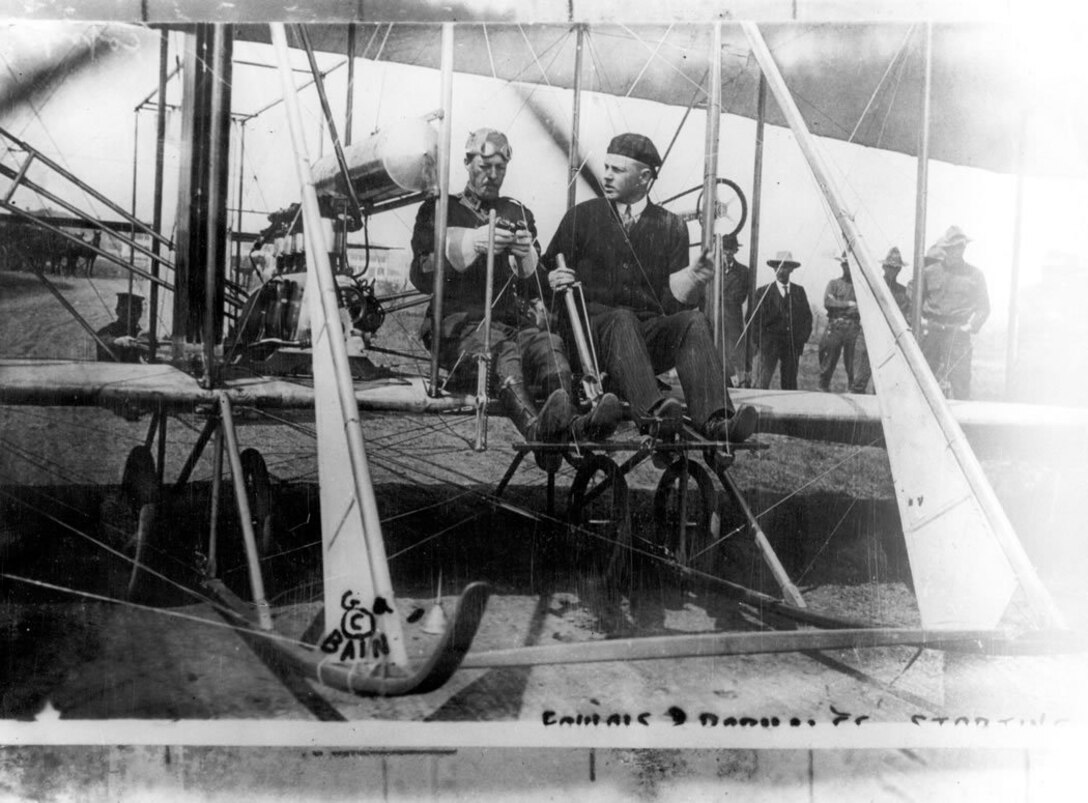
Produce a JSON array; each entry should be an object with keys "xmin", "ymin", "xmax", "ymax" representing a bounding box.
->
[
  {"xmin": 118, "ymin": 445, "xmax": 161, "ymax": 600},
  {"xmin": 240, "ymin": 448, "xmax": 275, "ymax": 555},
  {"xmin": 652, "ymin": 459, "xmax": 720, "ymax": 575},
  {"xmin": 567, "ymin": 455, "xmax": 632, "ymax": 589},
  {"xmin": 694, "ymin": 177, "xmax": 748, "ymax": 237}
]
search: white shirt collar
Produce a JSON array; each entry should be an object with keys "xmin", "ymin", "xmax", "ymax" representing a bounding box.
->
[
  {"xmin": 620, "ymin": 196, "xmax": 649, "ymax": 221},
  {"xmin": 776, "ymin": 281, "xmax": 790, "ymax": 296}
]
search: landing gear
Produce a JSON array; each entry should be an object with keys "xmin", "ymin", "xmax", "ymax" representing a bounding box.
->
[
  {"xmin": 652, "ymin": 458, "xmax": 720, "ymax": 575},
  {"xmin": 240, "ymin": 447, "xmax": 275, "ymax": 555},
  {"xmin": 567, "ymin": 455, "xmax": 632, "ymax": 588},
  {"xmin": 117, "ymin": 445, "xmax": 160, "ymax": 601}
]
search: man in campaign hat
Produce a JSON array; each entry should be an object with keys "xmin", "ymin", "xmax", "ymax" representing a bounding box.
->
[
  {"xmin": 410, "ymin": 128, "xmax": 621, "ymax": 468},
  {"xmin": 816, "ymin": 251, "xmax": 860, "ymax": 392},
  {"xmin": 544, "ymin": 132, "xmax": 757, "ymax": 444},
  {"xmin": 719, "ymin": 233, "xmax": 751, "ymax": 387},
  {"xmin": 851, "ymin": 246, "xmax": 914, "ymax": 394},
  {"xmin": 918, "ymin": 225, "xmax": 989, "ymax": 399},
  {"xmin": 96, "ymin": 292, "xmax": 147, "ymax": 362},
  {"xmin": 749, "ymin": 251, "xmax": 813, "ymax": 390}
]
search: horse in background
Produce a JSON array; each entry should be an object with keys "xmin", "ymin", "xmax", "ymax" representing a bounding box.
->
[{"xmin": 64, "ymin": 229, "xmax": 102, "ymax": 277}]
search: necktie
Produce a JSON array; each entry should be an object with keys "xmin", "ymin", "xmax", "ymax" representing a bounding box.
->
[{"xmin": 621, "ymin": 205, "xmax": 634, "ymax": 232}]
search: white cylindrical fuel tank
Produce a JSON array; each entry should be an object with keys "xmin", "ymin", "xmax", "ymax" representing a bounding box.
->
[{"xmin": 312, "ymin": 117, "xmax": 438, "ymax": 207}]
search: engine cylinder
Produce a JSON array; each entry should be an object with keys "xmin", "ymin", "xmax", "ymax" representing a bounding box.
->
[{"xmin": 312, "ymin": 117, "xmax": 438, "ymax": 207}]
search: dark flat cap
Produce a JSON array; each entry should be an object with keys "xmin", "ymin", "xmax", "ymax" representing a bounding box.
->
[{"xmin": 607, "ymin": 133, "xmax": 662, "ymax": 171}]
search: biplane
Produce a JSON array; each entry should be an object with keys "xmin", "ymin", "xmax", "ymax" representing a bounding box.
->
[{"xmin": 0, "ymin": 18, "xmax": 1085, "ymax": 709}]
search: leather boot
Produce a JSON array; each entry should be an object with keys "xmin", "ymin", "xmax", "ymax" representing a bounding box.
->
[
  {"xmin": 498, "ymin": 381, "xmax": 571, "ymax": 470},
  {"xmin": 570, "ymin": 392, "xmax": 623, "ymax": 442}
]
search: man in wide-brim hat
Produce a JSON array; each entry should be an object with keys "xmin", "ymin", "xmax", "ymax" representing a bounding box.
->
[
  {"xmin": 851, "ymin": 246, "xmax": 915, "ymax": 394},
  {"xmin": 544, "ymin": 131, "xmax": 758, "ymax": 444},
  {"xmin": 918, "ymin": 226, "xmax": 989, "ymax": 399},
  {"xmin": 816, "ymin": 251, "xmax": 861, "ymax": 393},
  {"xmin": 749, "ymin": 250, "xmax": 813, "ymax": 390}
]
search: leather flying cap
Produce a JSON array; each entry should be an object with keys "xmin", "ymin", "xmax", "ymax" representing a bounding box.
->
[
  {"xmin": 607, "ymin": 133, "xmax": 662, "ymax": 172},
  {"xmin": 465, "ymin": 128, "xmax": 512, "ymax": 160}
]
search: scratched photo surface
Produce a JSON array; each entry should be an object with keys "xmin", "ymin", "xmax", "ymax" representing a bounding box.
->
[{"xmin": 0, "ymin": 7, "xmax": 1087, "ymax": 768}]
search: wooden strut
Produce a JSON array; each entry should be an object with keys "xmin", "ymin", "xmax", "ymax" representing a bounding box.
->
[
  {"xmin": 218, "ymin": 391, "xmax": 273, "ymax": 631},
  {"xmin": 715, "ymin": 466, "xmax": 807, "ymax": 609},
  {"xmin": 460, "ymin": 627, "xmax": 1032, "ymax": 669},
  {"xmin": 474, "ymin": 210, "xmax": 497, "ymax": 451}
]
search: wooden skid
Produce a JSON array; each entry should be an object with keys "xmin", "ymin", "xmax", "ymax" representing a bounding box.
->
[
  {"xmin": 208, "ymin": 580, "xmax": 491, "ymax": 697},
  {"xmin": 461, "ymin": 626, "xmax": 1085, "ymax": 669}
]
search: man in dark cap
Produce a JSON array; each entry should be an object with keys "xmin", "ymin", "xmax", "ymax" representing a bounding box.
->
[
  {"xmin": 749, "ymin": 251, "xmax": 813, "ymax": 390},
  {"xmin": 96, "ymin": 292, "xmax": 148, "ymax": 362},
  {"xmin": 410, "ymin": 128, "xmax": 621, "ymax": 467},
  {"xmin": 544, "ymin": 132, "xmax": 757, "ymax": 443},
  {"xmin": 919, "ymin": 226, "xmax": 989, "ymax": 399},
  {"xmin": 817, "ymin": 251, "xmax": 860, "ymax": 392},
  {"xmin": 720, "ymin": 233, "xmax": 751, "ymax": 387},
  {"xmin": 850, "ymin": 246, "xmax": 912, "ymax": 394}
]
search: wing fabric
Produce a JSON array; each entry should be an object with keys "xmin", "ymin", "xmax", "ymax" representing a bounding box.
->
[{"xmin": 743, "ymin": 22, "xmax": 1064, "ymax": 631}]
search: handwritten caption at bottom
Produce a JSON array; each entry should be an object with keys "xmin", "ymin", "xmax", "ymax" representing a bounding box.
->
[{"xmin": 541, "ymin": 706, "xmax": 1070, "ymax": 729}]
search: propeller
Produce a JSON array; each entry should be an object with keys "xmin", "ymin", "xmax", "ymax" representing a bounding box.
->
[
  {"xmin": 0, "ymin": 25, "xmax": 129, "ymax": 120},
  {"xmin": 513, "ymin": 86, "xmax": 606, "ymax": 199}
]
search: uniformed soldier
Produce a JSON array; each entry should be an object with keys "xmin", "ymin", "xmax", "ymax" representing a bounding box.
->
[{"xmin": 919, "ymin": 226, "xmax": 989, "ymax": 399}]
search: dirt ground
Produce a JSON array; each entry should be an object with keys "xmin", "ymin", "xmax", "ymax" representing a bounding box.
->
[{"xmin": 2, "ymin": 271, "xmax": 1087, "ymax": 731}]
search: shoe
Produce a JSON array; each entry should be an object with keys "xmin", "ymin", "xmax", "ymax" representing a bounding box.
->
[
  {"xmin": 642, "ymin": 397, "xmax": 684, "ymax": 439},
  {"xmin": 570, "ymin": 392, "xmax": 623, "ymax": 442},
  {"xmin": 535, "ymin": 388, "xmax": 573, "ymax": 443},
  {"xmin": 704, "ymin": 404, "xmax": 758, "ymax": 443}
]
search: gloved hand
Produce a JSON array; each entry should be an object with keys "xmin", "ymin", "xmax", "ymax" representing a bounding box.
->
[
  {"xmin": 548, "ymin": 266, "xmax": 576, "ymax": 292},
  {"xmin": 691, "ymin": 248, "xmax": 715, "ymax": 284},
  {"xmin": 447, "ymin": 224, "xmax": 514, "ymax": 272}
]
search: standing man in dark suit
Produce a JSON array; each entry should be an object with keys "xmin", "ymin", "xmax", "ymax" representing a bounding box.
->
[
  {"xmin": 750, "ymin": 251, "xmax": 813, "ymax": 390},
  {"xmin": 719, "ymin": 233, "xmax": 750, "ymax": 387}
]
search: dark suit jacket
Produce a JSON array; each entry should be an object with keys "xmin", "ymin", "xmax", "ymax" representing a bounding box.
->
[{"xmin": 750, "ymin": 282, "xmax": 813, "ymax": 352}]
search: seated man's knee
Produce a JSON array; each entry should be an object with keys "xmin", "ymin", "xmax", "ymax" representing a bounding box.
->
[
  {"xmin": 597, "ymin": 307, "xmax": 640, "ymax": 337},
  {"xmin": 675, "ymin": 309, "xmax": 714, "ymax": 343}
]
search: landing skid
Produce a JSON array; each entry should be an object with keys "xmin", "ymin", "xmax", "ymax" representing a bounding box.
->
[{"xmin": 208, "ymin": 579, "xmax": 490, "ymax": 697}]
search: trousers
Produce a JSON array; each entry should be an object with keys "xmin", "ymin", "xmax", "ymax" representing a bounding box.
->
[
  {"xmin": 589, "ymin": 307, "xmax": 730, "ymax": 427},
  {"xmin": 921, "ymin": 325, "xmax": 973, "ymax": 400},
  {"xmin": 432, "ymin": 313, "xmax": 569, "ymax": 393},
  {"xmin": 756, "ymin": 336, "xmax": 804, "ymax": 390},
  {"xmin": 817, "ymin": 318, "xmax": 860, "ymax": 390},
  {"xmin": 851, "ymin": 333, "xmax": 871, "ymax": 393}
]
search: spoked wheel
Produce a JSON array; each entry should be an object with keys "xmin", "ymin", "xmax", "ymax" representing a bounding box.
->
[
  {"xmin": 567, "ymin": 455, "xmax": 632, "ymax": 591},
  {"xmin": 652, "ymin": 459, "xmax": 721, "ymax": 576},
  {"xmin": 240, "ymin": 448, "xmax": 276, "ymax": 555},
  {"xmin": 118, "ymin": 445, "xmax": 160, "ymax": 601}
]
